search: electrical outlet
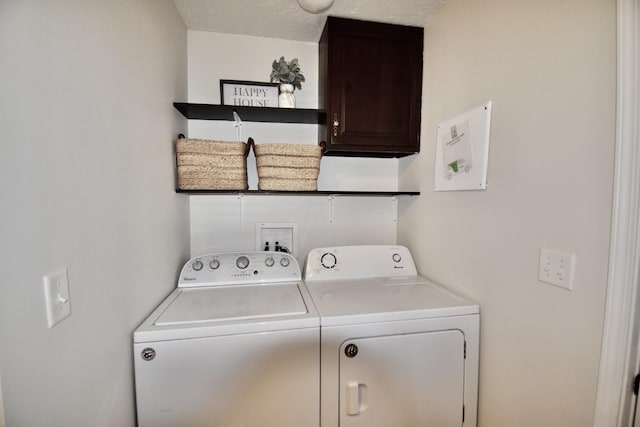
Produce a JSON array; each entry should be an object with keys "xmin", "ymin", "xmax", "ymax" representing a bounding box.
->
[
  {"xmin": 538, "ymin": 248, "xmax": 575, "ymax": 290},
  {"xmin": 256, "ymin": 223, "xmax": 298, "ymax": 256},
  {"xmin": 43, "ymin": 268, "xmax": 71, "ymax": 328}
]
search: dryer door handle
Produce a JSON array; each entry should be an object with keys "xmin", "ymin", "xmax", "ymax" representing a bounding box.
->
[{"xmin": 346, "ymin": 381, "xmax": 368, "ymax": 416}]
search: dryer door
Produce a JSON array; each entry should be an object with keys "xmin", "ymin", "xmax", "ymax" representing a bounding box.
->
[{"xmin": 339, "ymin": 330, "xmax": 465, "ymax": 427}]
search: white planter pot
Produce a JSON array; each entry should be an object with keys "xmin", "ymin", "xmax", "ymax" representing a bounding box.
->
[{"xmin": 278, "ymin": 84, "xmax": 296, "ymax": 108}]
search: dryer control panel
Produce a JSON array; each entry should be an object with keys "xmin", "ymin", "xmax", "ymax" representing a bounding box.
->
[
  {"xmin": 179, "ymin": 252, "xmax": 300, "ymax": 287},
  {"xmin": 304, "ymin": 245, "xmax": 418, "ymax": 282}
]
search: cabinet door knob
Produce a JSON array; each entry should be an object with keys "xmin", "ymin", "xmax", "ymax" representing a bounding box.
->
[{"xmin": 333, "ymin": 114, "xmax": 340, "ymax": 137}]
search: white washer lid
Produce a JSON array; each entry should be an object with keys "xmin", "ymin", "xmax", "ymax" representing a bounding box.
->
[
  {"xmin": 306, "ymin": 276, "xmax": 479, "ymax": 326},
  {"xmin": 134, "ymin": 282, "xmax": 319, "ymax": 342},
  {"xmin": 156, "ymin": 283, "xmax": 308, "ymax": 325}
]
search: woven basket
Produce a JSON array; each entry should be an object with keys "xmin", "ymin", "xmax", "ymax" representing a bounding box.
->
[
  {"xmin": 253, "ymin": 142, "xmax": 322, "ymax": 191},
  {"xmin": 176, "ymin": 136, "xmax": 248, "ymax": 190}
]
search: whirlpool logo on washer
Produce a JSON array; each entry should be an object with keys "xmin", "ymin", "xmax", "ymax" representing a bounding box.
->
[{"xmin": 182, "ymin": 276, "xmax": 197, "ymax": 281}]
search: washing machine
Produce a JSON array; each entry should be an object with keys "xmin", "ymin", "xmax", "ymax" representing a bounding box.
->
[
  {"xmin": 133, "ymin": 251, "xmax": 320, "ymax": 427},
  {"xmin": 304, "ymin": 245, "xmax": 480, "ymax": 427}
]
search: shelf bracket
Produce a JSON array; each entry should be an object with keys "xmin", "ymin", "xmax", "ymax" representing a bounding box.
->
[
  {"xmin": 232, "ymin": 111, "xmax": 243, "ymax": 142},
  {"xmin": 237, "ymin": 194, "xmax": 245, "ymax": 228},
  {"xmin": 328, "ymin": 195, "xmax": 335, "ymax": 223},
  {"xmin": 392, "ymin": 196, "xmax": 398, "ymax": 223}
]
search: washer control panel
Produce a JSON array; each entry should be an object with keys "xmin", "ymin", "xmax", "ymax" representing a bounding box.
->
[
  {"xmin": 178, "ymin": 251, "xmax": 301, "ymax": 287},
  {"xmin": 304, "ymin": 245, "xmax": 417, "ymax": 282}
]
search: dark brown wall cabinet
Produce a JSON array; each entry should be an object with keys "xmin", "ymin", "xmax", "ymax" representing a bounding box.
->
[{"xmin": 318, "ymin": 17, "xmax": 424, "ymax": 158}]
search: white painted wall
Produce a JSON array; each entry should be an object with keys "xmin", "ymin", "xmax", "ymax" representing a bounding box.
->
[
  {"xmin": 0, "ymin": 375, "xmax": 4, "ymax": 427},
  {"xmin": 190, "ymin": 195, "xmax": 400, "ymax": 264},
  {"xmin": 398, "ymin": 0, "xmax": 616, "ymax": 425},
  {"xmin": 187, "ymin": 30, "xmax": 404, "ymax": 257},
  {"xmin": 188, "ymin": 31, "xmax": 319, "ymax": 109},
  {"xmin": 0, "ymin": 1, "xmax": 189, "ymax": 426}
]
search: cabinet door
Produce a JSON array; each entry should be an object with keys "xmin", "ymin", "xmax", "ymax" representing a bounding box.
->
[
  {"xmin": 319, "ymin": 17, "xmax": 423, "ymax": 157},
  {"xmin": 339, "ymin": 330, "xmax": 465, "ymax": 427}
]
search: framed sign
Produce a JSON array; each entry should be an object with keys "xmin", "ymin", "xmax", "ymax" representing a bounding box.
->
[
  {"xmin": 434, "ymin": 101, "xmax": 493, "ymax": 191},
  {"xmin": 220, "ymin": 80, "xmax": 279, "ymax": 108}
]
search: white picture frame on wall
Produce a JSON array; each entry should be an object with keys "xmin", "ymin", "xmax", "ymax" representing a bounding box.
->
[
  {"xmin": 220, "ymin": 80, "xmax": 279, "ymax": 108},
  {"xmin": 434, "ymin": 101, "xmax": 493, "ymax": 191}
]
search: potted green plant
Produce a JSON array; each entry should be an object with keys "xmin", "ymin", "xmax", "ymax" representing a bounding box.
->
[{"xmin": 270, "ymin": 56, "xmax": 305, "ymax": 108}]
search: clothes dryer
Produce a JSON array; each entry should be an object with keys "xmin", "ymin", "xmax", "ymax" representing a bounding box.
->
[
  {"xmin": 134, "ymin": 251, "xmax": 319, "ymax": 427},
  {"xmin": 304, "ymin": 245, "xmax": 479, "ymax": 427}
]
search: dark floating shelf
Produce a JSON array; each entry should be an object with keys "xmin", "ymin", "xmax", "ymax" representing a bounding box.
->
[
  {"xmin": 173, "ymin": 103, "xmax": 326, "ymax": 125},
  {"xmin": 172, "ymin": 102, "xmax": 417, "ymax": 197},
  {"xmin": 176, "ymin": 190, "xmax": 420, "ymax": 197}
]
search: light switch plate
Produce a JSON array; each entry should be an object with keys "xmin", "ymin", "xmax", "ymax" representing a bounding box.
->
[
  {"xmin": 538, "ymin": 248, "xmax": 575, "ymax": 290},
  {"xmin": 43, "ymin": 268, "xmax": 71, "ymax": 328}
]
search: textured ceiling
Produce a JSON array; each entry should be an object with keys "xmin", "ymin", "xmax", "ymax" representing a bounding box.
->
[{"xmin": 173, "ymin": 0, "xmax": 448, "ymax": 42}]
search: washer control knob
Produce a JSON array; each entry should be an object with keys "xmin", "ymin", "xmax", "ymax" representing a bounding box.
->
[
  {"xmin": 392, "ymin": 253, "xmax": 402, "ymax": 263},
  {"xmin": 209, "ymin": 259, "xmax": 220, "ymax": 270},
  {"xmin": 236, "ymin": 256, "xmax": 250, "ymax": 269},
  {"xmin": 192, "ymin": 260, "xmax": 203, "ymax": 271},
  {"xmin": 265, "ymin": 256, "xmax": 275, "ymax": 267},
  {"xmin": 280, "ymin": 257, "xmax": 290, "ymax": 267},
  {"xmin": 321, "ymin": 253, "xmax": 337, "ymax": 269}
]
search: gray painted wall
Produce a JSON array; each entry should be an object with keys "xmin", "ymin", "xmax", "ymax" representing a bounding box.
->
[
  {"xmin": 399, "ymin": 0, "xmax": 616, "ymax": 425},
  {"xmin": 0, "ymin": 1, "xmax": 189, "ymax": 425}
]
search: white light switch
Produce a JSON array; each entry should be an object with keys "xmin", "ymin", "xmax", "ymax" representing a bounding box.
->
[
  {"xmin": 43, "ymin": 268, "xmax": 71, "ymax": 328},
  {"xmin": 538, "ymin": 248, "xmax": 575, "ymax": 290}
]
